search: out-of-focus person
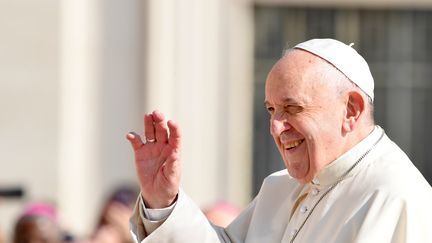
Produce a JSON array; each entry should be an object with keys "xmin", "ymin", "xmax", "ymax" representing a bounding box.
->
[
  {"xmin": 202, "ymin": 201, "xmax": 241, "ymax": 227},
  {"xmin": 13, "ymin": 202, "xmax": 63, "ymax": 243},
  {"xmin": 89, "ymin": 185, "xmax": 138, "ymax": 243}
]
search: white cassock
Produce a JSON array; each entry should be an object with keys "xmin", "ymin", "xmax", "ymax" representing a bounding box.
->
[{"xmin": 130, "ymin": 126, "xmax": 432, "ymax": 243}]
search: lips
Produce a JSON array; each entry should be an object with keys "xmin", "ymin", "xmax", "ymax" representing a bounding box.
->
[{"xmin": 284, "ymin": 139, "xmax": 305, "ymax": 150}]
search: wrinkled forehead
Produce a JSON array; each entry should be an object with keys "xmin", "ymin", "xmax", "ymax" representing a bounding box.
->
[
  {"xmin": 266, "ymin": 49, "xmax": 330, "ymax": 87},
  {"xmin": 265, "ymin": 49, "xmax": 341, "ymax": 104}
]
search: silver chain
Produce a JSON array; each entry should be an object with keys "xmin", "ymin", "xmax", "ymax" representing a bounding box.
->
[{"xmin": 290, "ymin": 130, "xmax": 385, "ymax": 243}]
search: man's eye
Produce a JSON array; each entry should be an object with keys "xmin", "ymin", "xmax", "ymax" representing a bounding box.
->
[
  {"xmin": 266, "ymin": 106, "xmax": 275, "ymax": 114},
  {"xmin": 285, "ymin": 105, "xmax": 303, "ymax": 114}
]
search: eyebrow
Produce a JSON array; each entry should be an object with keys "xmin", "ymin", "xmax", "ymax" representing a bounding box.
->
[{"xmin": 264, "ymin": 98, "xmax": 301, "ymax": 107}]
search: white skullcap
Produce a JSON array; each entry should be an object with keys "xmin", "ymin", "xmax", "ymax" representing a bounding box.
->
[{"xmin": 294, "ymin": 38, "xmax": 374, "ymax": 101}]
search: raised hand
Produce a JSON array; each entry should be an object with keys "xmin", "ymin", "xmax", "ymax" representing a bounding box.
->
[{"xmin": 126, "ymin": 111, "xmax": 181, "ymax": 209}]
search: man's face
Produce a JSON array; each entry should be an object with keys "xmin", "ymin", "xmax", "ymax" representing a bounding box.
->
[{"xmin": 264, "ymin": 50, "xmax": 347, "ymax": 183}]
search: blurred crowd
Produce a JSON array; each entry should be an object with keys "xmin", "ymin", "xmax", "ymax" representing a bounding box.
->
[
  {"xmin": 2, "ymin": 185, "xmax": 138, "ymax": 243},
  {"xmin": 1, "ymin": 186, "xmax": 241, "ymax": 243}
]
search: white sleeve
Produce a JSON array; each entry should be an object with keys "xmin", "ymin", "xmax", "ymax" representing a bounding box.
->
[
  {"xmin": 139, "ymin": 195, "xmax": 177, "ymax": 234},
  {"xmin": 140, "ymin": 196, "xmax": 176, "ymax": 220},
  {"xmin": 130, "ymin": 189, "xmax": 248, "ymax": 242}
]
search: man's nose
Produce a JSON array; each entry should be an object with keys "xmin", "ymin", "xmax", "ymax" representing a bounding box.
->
[{"xmin": 270, "ymin": 117, "xmax": 290, "ymax": 135}]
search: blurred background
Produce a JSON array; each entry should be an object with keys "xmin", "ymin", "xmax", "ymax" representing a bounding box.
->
[{"xmin": 1, "ymin": 0, "xmax": 431, "ymax": 241}]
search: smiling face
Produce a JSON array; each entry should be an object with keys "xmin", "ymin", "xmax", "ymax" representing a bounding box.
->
[{"xmin": 265, "ymin": 50, "xmax": 351, "ymax": 183}]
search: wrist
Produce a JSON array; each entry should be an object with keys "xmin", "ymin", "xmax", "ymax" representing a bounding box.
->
[{"xmin": 141, "ymin": 193, "xmax": 178, "ymax": 209}]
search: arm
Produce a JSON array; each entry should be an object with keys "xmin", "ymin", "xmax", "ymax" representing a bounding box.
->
[
  {"xmin": 129, "ymin": 187, "xmax": 257, "ymax": 243},
  {"xmin": 126, "ymin": 111, "xmax": 255, "ymax": 242}
]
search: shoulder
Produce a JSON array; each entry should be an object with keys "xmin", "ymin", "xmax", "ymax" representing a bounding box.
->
[
  {"xmin": 358, "ymin": 134, "xmax": 432, "ymax": 201},
  {"xmin": 262, "ymin": 169, "xmax": 292, "ymax": 187},
  {"xmin": 256, "ymin": 169, "xmax": 299, "ymax": 198}
]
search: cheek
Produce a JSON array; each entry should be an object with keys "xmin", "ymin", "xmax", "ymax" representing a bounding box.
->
[
  {"xmin": 304, "ymin": 129, "xmax": 335, "ymax": 174},
  {"xmin": 301, "ymin": 132, "xmax": 321, "ymax": 167},
  {"xmin": 305, "ymin": 140, "xmax": 318, "ymax": 166}
]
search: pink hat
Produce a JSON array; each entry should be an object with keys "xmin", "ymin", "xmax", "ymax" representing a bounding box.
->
[{"xmin": 21, "ymin": 203, "xmax": 57, "ymax": 222}]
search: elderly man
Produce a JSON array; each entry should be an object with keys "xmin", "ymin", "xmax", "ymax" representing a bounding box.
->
[{"xmin": 127, "ymin": 39, "xmax": 432, "ymax": 242}]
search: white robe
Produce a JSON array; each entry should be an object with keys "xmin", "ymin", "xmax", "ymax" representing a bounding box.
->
[{"xmin": 130, "ymin": 126, "xmax": 432, "ymax": 242}]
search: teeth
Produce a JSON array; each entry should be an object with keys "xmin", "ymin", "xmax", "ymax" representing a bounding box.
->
[{"xmin": 285, "ymin": 139, "xmax": 304, "ymax": 149}]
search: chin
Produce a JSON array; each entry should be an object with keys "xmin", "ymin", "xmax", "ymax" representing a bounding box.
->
[
  {"xmin": 287, "ymin": 167, "xmax": 314, "ymax": 183},
  {"xmin": 287, "ymin": 168, "xmax": 305, "ymax": 181}
]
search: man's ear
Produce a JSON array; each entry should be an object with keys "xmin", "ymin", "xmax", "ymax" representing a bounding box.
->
[{"xmin": 342, "ymin": 91, "xmax": 365, "ymax": 133}]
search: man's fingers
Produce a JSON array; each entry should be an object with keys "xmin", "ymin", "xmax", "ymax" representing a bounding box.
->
[
  {"xmin": 153, "ymin": 110, "xmax": 169, "ymax": 144},
  {"xmin": 167, "ymin": 120, "xmax": 181, "ymax": 148},
  {"xmin": 144, "ymin": 113, "xmax": 155, "ymax": 142},
  {"xmin": 126, "ymin": 132, "xmax": 144, "ymax": 150}
]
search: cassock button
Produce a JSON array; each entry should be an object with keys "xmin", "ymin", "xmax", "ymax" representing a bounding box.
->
[
  {"xmin": 290, "ymin": 229, "xmax": 298, "ymax": 237},
  {"xmin": 311, "ymin": 188, "xmax": 319, "ymax": 196},
  {"xmin": 300, "ymin": 205, "xmax": 308, "ymax": 213}
]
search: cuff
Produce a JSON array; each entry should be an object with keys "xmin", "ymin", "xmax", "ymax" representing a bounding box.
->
[
  {"xmin": 139, "ymin": 194, "xmax": 177, "ymax": 235},
  {"xmin": 140, "ymin": 195, "xmax": 177, "ymax": 221}
]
